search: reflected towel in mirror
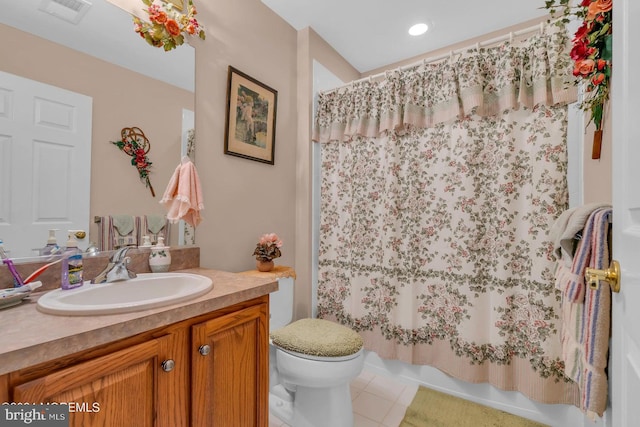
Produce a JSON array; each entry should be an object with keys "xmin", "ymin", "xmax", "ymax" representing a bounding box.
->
[
  {"xmin": 140, "ymin": 214, "xmax": 170, "ymax": 246},
  {"xmin": 98, "ymin": 215, "xmax": 140, "ymax": 251}
]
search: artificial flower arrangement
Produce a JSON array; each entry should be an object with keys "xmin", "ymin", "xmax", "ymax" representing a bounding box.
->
[
  {"xmin": 111, "ymin": 127, "xmax": 155, "ymax": 197},
  {"xmin": 133, "ymin": 0, "xmax": 206, "ymax": 52},
  {"xmin": 544, "ymin": 0, "xmax": 612, "ymax": 136},
  {"xmin": 253, "ymin": 233, "xmax": 283, "ymax": 262}
]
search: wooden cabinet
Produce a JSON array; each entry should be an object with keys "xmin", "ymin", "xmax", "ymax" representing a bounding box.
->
[
  {"xmin": 1, "ymin": 296, "xmax": 268, "ymax": 427},
  {"xmin": 191, "ymin": 302, "xmax": 268, "ymax": 426},
  {"xmin": 13, "ymin": 338, "xmax": 174, "ymax": 427}
]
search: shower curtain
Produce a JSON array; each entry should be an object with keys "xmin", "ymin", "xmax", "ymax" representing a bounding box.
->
[{"xmin": 313, "ymin": 24, "xmax": 580, "ymax": 405}]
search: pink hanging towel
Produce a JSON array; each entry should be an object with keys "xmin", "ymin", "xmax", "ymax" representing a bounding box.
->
[{"xmin": 159, "ymin": 157, "xmax": 204, "ymax": 227}]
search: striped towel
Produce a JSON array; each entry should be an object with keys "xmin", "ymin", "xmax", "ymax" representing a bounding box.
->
[
  {"xmin": 139, "ymin": 214, "xmax": 170, "ymax": 246},
  {"xmin": 555, "ymin": 205, "xmax": 610, "ymax": 303},
  {"xmin": 549, "ymin": 202, "xmax": 611, "ymax": 267},
  {"xmin": 97, "ymin": 215, "xmax": 140, "ymax": 251},
  {"xmin": 557, "ymin": 207, "xmax": 612, "ymax": 417}
]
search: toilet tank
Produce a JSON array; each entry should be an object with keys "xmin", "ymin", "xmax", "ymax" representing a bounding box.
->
[{"xmin": 270, "ymin": 277, "xmax": 294, "ymax": 331}]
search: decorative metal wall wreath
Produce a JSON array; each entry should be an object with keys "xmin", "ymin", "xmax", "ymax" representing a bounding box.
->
[{"xmin": 111, "ymin": 127, "xmax": 155, "ymax": 197}]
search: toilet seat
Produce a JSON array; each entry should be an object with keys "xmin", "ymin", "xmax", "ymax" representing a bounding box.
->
[
  {"xmin": 270, "ymin": 318, "xmax": 363, "ymax": 358},
  {"xmin": 273, "ymin": 342, "xmax": 363, "ymax": 362}
]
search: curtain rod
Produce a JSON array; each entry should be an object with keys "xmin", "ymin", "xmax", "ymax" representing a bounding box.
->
[{"xmin": 321, "ymin": 20, "xmax": 548, "ymax": 95}]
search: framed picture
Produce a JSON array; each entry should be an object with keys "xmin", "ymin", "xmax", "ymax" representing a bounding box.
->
[{"xmin": 224, "ymin": 66, "xmax": 278, "ymax": 165}]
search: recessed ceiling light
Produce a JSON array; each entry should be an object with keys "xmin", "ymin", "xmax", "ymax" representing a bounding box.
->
[{"xmin": 408, "ymin": 23, "xmax": 428, "ymax": 36}]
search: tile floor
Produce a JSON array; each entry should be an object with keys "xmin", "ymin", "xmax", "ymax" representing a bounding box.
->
[{"xmin": 269, "ymin": 369, "xmax": 419, "ymax": 427}]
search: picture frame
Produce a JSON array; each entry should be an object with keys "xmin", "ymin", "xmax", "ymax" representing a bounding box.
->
[{"xmin": 224, "ymin": 66, "xmax": 278, "ymax": 165}]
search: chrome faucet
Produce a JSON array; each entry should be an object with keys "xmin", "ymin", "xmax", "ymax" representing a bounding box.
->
[{"xmin": 91, "ymin": 246, "xmax": 138, "ymax": 284}]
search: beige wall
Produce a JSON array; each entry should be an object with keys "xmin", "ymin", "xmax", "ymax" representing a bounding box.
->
[
  {"xmin": 0, "ymin": 24, "xmax": 193, "ymax": 246},
  {"xmin": 192, "ymin": 0, "xmax": 298, "ymax": 273},
  {"xmin": 583, "ymin": 107, "xmax": 612, "ymax": 205},
  {"xmin": 294, "ymin": 28, "xmax": 360, "ymax": 318}
]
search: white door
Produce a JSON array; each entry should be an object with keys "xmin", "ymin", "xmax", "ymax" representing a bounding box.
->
[
  {"xmin": 0, "ymin": 71, "xmax": 92, "ymax": 258},
  {"xmin": 611, "ymin": 1, "xmax": 640, "ymax": 426}
]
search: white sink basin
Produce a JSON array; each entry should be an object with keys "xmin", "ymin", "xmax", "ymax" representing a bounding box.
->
[{"xmin": 36, "ymin": 272, "xmax": 213, "ymax": 316}]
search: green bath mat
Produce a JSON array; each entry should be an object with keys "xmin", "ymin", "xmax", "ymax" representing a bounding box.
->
[{"xmin": 400, "ymin": 386, "xmax": 550, "ymax": 427}]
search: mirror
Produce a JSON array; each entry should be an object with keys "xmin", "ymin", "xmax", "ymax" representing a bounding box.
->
[{"xmin": 0, "ymin": 0, "xmax": 194, "ymax": 259}]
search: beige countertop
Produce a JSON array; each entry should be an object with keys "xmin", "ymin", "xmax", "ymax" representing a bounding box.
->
[{"xmin": 0, "ymin": 268, "xmax": 278, "ymax": 375}]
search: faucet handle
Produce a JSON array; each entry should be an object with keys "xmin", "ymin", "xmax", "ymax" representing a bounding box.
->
[
  {"xmin": 91, "ymin": 246, "xmax": 137, "ymax": 284},
  {"xmin": 122, "ymin": 255, "xmax": 137, "ymax": 279},
  {"xmin": 111, "ymin": 246, "xmax": 134, "ymax": 262},
  {"xmin": 105, "ymin": 255, "xmax": 137, "ymax": 283}
]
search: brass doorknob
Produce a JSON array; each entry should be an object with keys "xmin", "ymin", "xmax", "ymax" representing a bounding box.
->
[{"xmin": 585, "ymin": 260, "xmax": 620, "ymax": 293}]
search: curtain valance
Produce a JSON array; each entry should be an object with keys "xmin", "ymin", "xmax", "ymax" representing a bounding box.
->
[{"xmin": 313, "ymin": 23, "xmax": 577, "ymax": 144}]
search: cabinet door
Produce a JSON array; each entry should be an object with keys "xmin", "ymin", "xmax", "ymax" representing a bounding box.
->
[
  {"xmin": 12, "ymin": 335, "xmax": 181, "ymax": 427},
  {"xmin": 192, "ymin": 302, "xmax": 269, "ymax": 426}
]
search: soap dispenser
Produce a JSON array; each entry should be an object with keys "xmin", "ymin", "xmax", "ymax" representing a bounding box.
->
[
  {"xmin": 61, "ymin": 231, "xmax": 84, "ymax": 290},
  {"xmin": 140, "ymin": 235, "xmax": 152, "ymax": 248},
  {"xmin": 149, "ymin": 236, "xmax": 171, "ymax": 273},
  {"xmin": 40, "ymin": 229, "xmax": 60, "ymax": 256}
]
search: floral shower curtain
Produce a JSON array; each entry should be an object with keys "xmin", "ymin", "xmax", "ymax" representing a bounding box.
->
[{"xmin": 313, "ymin": 24, "xmax": 581, "ymax": 404}]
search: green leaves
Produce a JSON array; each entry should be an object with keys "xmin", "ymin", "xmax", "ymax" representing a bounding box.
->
[{"xmin": 601, "ymin": 34, "xmax": 613, "ymax": 62}]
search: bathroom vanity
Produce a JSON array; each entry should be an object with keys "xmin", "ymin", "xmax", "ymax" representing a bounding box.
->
[{"xmin": 0, "ymin": 268, "xmax": 277, "ymax": 426}]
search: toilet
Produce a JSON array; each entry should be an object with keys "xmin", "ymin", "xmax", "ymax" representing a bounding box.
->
[{"xmin": 269, "ymin": 277, "xmax": 364, "ymax": 427}]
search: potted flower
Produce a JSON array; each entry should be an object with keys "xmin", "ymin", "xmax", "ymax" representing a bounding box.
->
[{"xmin": 253, "ymin": 233, "xmax": 282, "ymax": 272}]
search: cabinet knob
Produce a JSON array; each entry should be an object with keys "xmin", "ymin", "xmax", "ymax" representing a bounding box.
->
[
  {"xmin": 198, "ymin": 344, "xmax": 211, "ymax": 356},
  {"xmin": 161, "ymin": 359, "xmax": 175, "ymax": 372}
]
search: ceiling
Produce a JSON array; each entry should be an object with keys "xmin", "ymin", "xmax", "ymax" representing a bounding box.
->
[
  {"xmin": 261, "ymin": 0, "xmax": 549, "ymax": 73},
  {"xmin": 0, "ymin": 0, "xmax": 195, "ymax": 91}
]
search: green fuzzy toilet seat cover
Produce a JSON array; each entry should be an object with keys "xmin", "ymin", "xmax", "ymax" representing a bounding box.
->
[{"xmin": 270, "ymin": 318, "xmax": 363, "ymax": 357}]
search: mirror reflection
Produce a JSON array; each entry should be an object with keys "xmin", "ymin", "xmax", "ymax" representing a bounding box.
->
[{"xmin": 0, "ymin": 0, "xmax": 195, "ymax": 259}]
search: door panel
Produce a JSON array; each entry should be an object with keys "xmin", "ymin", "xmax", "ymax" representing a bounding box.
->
[
  {"xmin": 12, "ymin": 339, "xmax": 161, "ymax": 427},
  {"xmin": 191, "ymin": 303, "xmax": 268, "ymax": 427},
  {"xmin": 0, "ymin": 71, "xmax": 91, "ymax": 258}
]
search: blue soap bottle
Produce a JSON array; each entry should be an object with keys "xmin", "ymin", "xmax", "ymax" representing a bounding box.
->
[{"xmin": 61, "ymin": 231, "xmax": 84, "ymax": 290}]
